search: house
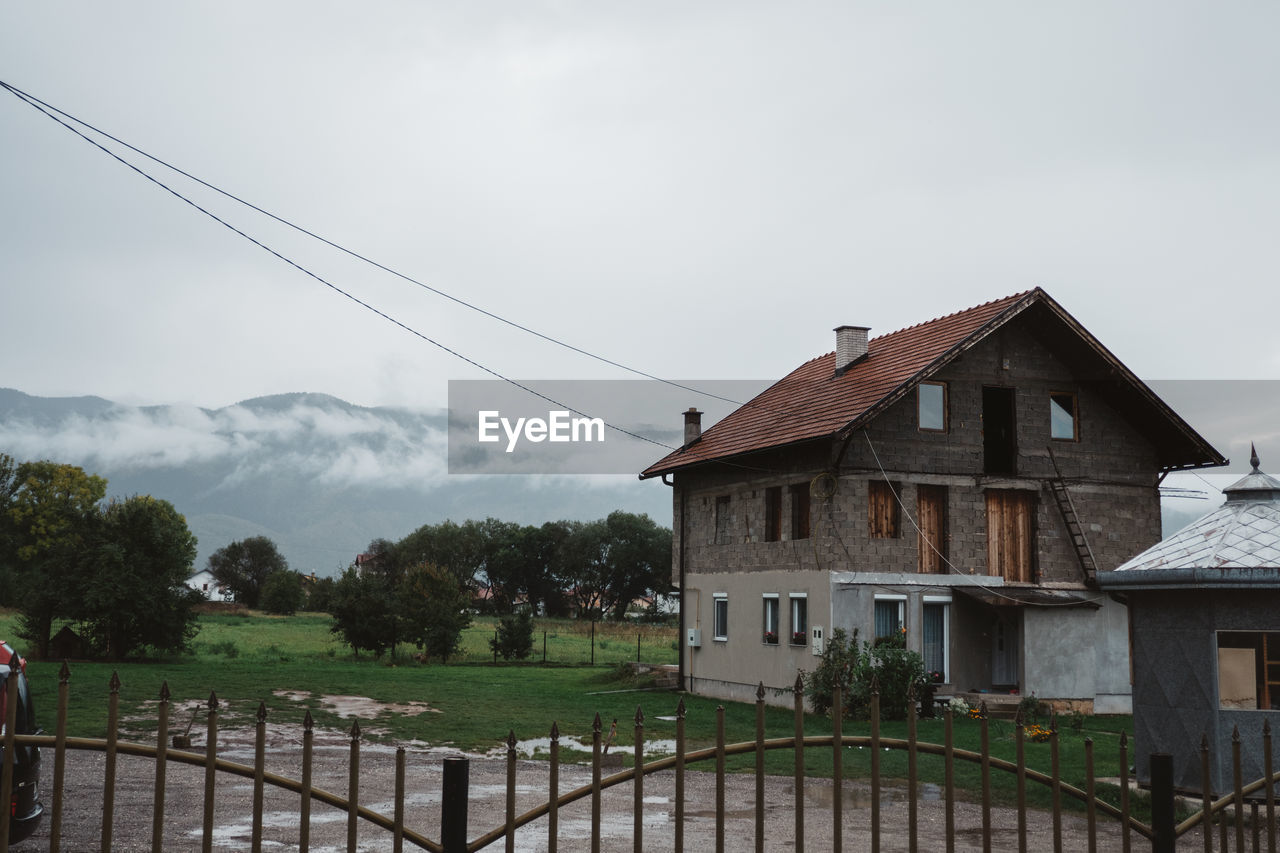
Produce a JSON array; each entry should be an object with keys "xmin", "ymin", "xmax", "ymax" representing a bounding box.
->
[
  {"xmin": 185, "ymin": 569, "xmax": 226, "ymax": 601},
  {"xmin": 1098, "ymin": 446, "xmax": 1280, "ymax": 792},
  {"xmin": 640, "ymin": 288, "xmax": 1224, "ymax": 712}
]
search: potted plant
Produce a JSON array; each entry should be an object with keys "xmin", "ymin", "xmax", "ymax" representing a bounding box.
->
[{"xmin": 763, "ymin": 631, "xmax": 778, "ymax": 644}]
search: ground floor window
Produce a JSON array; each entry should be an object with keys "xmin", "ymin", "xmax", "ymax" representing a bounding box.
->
[
  {"xmin": 922, "ymin": 600, "xmax": 949, "ymax": 682},
  {"xmin": 874, "ymin": 596, "xmax": 905, "ymax": 643},
  {"xmin": 790, "ymin": 594, "xmax": 807, "ymax": 645},
  {"xmin": 713, "ymin": 594, "xmax": 728, "ymax": 641},
  {"xmin": 763, "ymin": 595, "xmax": 779, "ymax": 644},
  {"xmin": 1218, "ymin": 631, "xmax": 1280, "ymax": 710}
]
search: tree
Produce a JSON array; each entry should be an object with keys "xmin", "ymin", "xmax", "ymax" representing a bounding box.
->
[
  {"xmin": 78, "ymin": 495, "xmax": 201, "ymax": 660},
  {"xmin": 261, "ymin": 570, "xmax": 306, "ymax": 615},
  {"xmin": 6, "ymin": 460, "xmax": 107, "ymax": 656},
  {"xmin": 305, "ymin": 575, "xmax": 336, "ymax": 613},
  {"xmin": 328, "ymin": 567, "xmax": 397, "ymax": 657},
  {"xmin": 489, "ymin": 608, "xmax": 534, "ymax": 661},
  {"xmin": 207, "ymin": 536, "xmax": 289, "ymax": 608},
  {"xmin": 400, "ymin": 562, "xmax": 472, "ymax": 664}
]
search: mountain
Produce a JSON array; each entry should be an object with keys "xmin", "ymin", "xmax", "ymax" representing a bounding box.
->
[{"xmin": 0, "ymin": 388, "xmax": 671, "ymax": 576}]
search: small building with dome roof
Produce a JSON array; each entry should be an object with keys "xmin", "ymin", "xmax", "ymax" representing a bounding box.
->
[{"xmin": 1099, "ymin": 445, "xmax": 1280, "ymax": 793}]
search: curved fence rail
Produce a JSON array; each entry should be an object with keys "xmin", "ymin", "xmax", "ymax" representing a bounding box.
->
[{"xmin": 1, "ymin": 666, "xmax": 1277, "ymax": 852}]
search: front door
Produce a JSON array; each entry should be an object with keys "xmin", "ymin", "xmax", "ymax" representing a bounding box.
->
[{"xmin": 991, "ymin": 615, "xmax": 1019, "ymax": 688}]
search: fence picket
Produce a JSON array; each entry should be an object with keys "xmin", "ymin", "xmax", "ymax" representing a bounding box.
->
[
  {"xmin": 151, "ymin": 682, "xmax": 169, "ymax": 853},
  {"xmin": 253, "ymin": 701, "xmax": 267, "ymax": 853},
  {"xmin": 50, "ymin": 661, "xmax": 70, "ymax": 853},
  {"xmin": 201, "ymin": 691, "xmax": 218, "ymax": 853},
  {"xmin": 101, "ymin": 671, "xmax": 120, "ymax": 853},
  {"xmin": 347, "ymin": 719, "xmax": 361, "ymax": 853}
]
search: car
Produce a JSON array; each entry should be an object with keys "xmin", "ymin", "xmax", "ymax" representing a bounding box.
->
[{"xmin": 0, "ymin": 642, "xmax": 42, "ymax": 844}]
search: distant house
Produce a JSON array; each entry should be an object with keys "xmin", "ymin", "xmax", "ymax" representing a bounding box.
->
[
  {"xmin": 1099, "ymin": 446, "xmax": 1280, "ymax": 792},
  {"xmin": 185, "ymin": 569, "xmax": 226, "ymax": 601},
  {"xmin": 640, "ymin": 288, "xmax": 1224, "ymax": 711}
]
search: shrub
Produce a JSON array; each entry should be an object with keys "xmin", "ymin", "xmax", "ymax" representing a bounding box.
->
[
  {"xmin": 490, "ymin": 609, "xmax": 535, "ymax": 661},
  {"xmin": 806, "ymin": 627, "xmax": 927, "ymax": 721}
]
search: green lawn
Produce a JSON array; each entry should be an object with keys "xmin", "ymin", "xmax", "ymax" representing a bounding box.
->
[{"xmin": 0, "ymin": 609, "xmax": 1136, "ymax": 813}]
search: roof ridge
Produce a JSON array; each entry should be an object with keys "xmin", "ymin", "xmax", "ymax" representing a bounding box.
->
[{"xmin": 869, "ymin": 289, "xmax": 1036, "ymax": 343}]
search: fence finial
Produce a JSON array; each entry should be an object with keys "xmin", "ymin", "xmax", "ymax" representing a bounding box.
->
[
  {"xmin": 159, "ymin": 681, "xmax": 171, "ymax": 702},
  {"xmin": 676, "ymin": 697, "xmax": 686, "ymax": 719},
  {"xmin": 1233, "ymin": 724, "xmax": 1241, "ymax": 743},
  {"xmin": 756, "ymin": 681, "xmax": 766, "ymax": 701},
  {"xmin": 349, "ymin": 719, "xmax": 361, "ymax": 741},
  {"xmin": 634, "ymin": 706, "xmax": 644, "ymax": 726},
  {"xmin": 506, "ymin": 729, "xmax": 517, "ymax": 750},
  {"xmin": 794, "ymin": 671, "xmax": 805, "ymax": 694},
  {"xmin": 59, "ymin": 660, "xmax": 71, "ymax": 682},
  {"xmin": 593, "ymin": 712, "xmax": 602, "ymax": 734},
  {"xmin": 304, "ymin": 709, "xmax": 314, "ymax": 731},
  {"xmin": 208, "ymin": 690, "xmax": 219, "ymax": 710},
  {"xmin": 870, "ymin": 672, "xmax": 880, "ymax": 696},
  {"xmin": 1266, "ymin": 718, "xmax": 1273, "ymax": 737},
  {"xmin": 550, "ymin": 720, "xmax": 560, "ymax": 740},
  {"xmin": 256, "ymin": 702, "xmax": 268, "ymax": 724},
  {"xmin": 110, "ymin": 670, "xmax": 121, "ymax": 692},
  {"xmin": 979, "ymin": 700, "xmax": 988, "ymax": 719},
  {"xmin": 1200, "ymin": 733, "xmax": 1209, "ymax": 752},
  {"xmin": 1120, "ymin": 730, "xmax": 1128, "ymax": 748}
]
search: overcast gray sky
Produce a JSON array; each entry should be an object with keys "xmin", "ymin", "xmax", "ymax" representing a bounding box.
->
[{"xmin": 3, "ymin": 2, "xmax": 1278, "ymax": 424}]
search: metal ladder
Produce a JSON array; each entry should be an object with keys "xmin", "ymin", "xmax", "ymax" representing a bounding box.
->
[{"xmin": 1046, "ymin": 445, "xmax": 1098, "ymax": 584}]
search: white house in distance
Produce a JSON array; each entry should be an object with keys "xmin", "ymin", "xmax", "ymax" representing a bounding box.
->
[{"xmin": 185, "ymin": 569, "xmax": 226, "ymax": 600}]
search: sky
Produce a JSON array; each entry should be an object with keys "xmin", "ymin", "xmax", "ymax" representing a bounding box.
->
[{"xmin": 3, "ymin": 3, "xmax": 1278, "ymax": 440}]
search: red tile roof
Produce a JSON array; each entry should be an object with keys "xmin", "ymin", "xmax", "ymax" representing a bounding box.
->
[{"xmin": 641, "ymin": 290, "xmax": 1038, "ymax": 478}]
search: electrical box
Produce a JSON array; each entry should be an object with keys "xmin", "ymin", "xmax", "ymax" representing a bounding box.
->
[
  {"xmin": 811, "ymin": 625, "xmax": 824, "ymax": 656},
  {"xmin": 687, "ymin": 628, "xmax": 702, "ymax": 648}
]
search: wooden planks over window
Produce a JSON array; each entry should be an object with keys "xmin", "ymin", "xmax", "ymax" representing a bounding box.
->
[
  {"xmin": 986, "ymin": 489, "xmax": 1035, "ymax": 582},
  {"xmin": 917, "ymin": 484, "xmax": 947, "ymax": 573},
  {"xmin": 868, "ymin": 480, "xmax": 900, "ymax": 538}
]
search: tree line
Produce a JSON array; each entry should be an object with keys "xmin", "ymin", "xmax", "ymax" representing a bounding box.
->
[{"xmin": 321, "ymin": 512, "xmax": 673, "ymax": 660}]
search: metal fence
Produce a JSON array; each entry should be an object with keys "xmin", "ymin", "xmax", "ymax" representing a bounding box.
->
[{"xmin": 2, "ymin": 666, "xmax": 1277, "ymax": 852}]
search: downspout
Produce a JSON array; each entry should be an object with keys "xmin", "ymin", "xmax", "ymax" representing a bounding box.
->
[{"xmin": 663, "ymin": 472, "xmax": 688, "ymax": 691}]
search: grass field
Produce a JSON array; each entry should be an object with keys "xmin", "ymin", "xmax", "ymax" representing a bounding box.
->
[{"xmin": 0, "ymin": 609, "xmax": 1138, "ymax": 813}]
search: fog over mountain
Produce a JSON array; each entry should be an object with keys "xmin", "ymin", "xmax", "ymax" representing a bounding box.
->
[{"xmin": 0, "ymin": 388, "xmax": 670, "ymax": 576}]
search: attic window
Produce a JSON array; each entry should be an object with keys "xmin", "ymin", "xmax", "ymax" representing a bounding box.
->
[
  {"xmin": 714, "ymin": 496, "xmax": 731, "ymax": 545},
  {"xmin": 1050, "ymin": 392, "xmax": 1078, "ymax": 441},
  {"xmin": 918, "ymin": 382, "xmax": 947, "ymax": 432}
]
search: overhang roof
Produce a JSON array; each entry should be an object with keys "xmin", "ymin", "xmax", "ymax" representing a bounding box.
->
[{"xmin": 640, "ymin": 287, "xmax": 1225, "ymax": 479}]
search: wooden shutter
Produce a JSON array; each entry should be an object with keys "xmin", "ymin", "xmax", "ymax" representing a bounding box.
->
[
  {"xmin": 868, "ymin": 481, "xmax": 899, "ymax": 538},
  {"xmin": 917, "ymin": 485, "xmax": 947, "ymax": 574},
  {"xmin": 986, "ymin": 489, "xmax": 1034, "ymax": 582}
]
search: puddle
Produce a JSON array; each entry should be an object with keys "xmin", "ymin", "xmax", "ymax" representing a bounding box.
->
[
  {"xmin": 272, "ymin": 691, "xmax": 440, "ymax": 718},
  {"xmin": 495, "ymin": 736, "xmax": 682, "ymax": 759}
]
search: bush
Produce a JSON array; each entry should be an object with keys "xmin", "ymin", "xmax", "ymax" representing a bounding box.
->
[
  {"xmin": 806, "ymin": 628, "xmax": 927, "ymax": 721},
  {"xmin": 261, "ymin": 571, "xmax": 305, "ymax": 615},
  {"xmin": 490, "ymin": 609, "xmax": 535, "ymax": 661}
]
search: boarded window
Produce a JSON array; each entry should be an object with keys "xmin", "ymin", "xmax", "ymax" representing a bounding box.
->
[
  {"xmin": 1218, "ymin": 632, "xmax": 1280, "ymax": 710},
  {"xmin": 790, "ymin": 482, "xmax": 810, "ymax": 540},
  {"xmin": 868, "ymin": 480, "xmax": 899, "ymax": 538},
  {"xmin": 918, "ymin": 381, "xmax": 947, "ymax": 431},
  {"xmin": 764, "ymin": 487, "xmax": 782, "ymax": 542},
  {"xmin": 714, "ymin": 496, "xmax": 731, "ymax": 545},
  {"xmin": 1050, "ymin": 392, "xmax": 1078, "ymax": 441},
  {"xmin": 986, "ymin": 489, "xmax": 1035, "ymax": 582},
  {"xmin": 917, "ymin": 484, "xmax": 947, "ymax": 574}
]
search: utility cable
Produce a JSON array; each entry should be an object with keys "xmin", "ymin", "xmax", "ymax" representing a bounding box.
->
[
  {"xmin": 1, "ymin": 81, "xmax": 675, "ymax": 453},
  {"xmin": 0, "ymin": 78, "xmax": 759, "ymax": 412}
]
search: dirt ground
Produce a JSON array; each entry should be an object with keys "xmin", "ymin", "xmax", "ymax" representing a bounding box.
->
[{"xmin": 19, "ymin": 719, "xmax": 1198, "ymax": 852}]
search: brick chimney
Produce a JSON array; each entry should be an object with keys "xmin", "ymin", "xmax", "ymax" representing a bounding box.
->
[
  {"xmin": 834, "ymin": 325, "xmax": 870, "ymax": 373},
  {"xmin": 683, "ymin": 407, "xmax": 702, "ymax": 446}
]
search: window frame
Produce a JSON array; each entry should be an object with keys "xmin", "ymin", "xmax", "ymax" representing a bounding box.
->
[
  {"xmin": 762, "ymin": 594, "xmax": 780, "ymax": 645},
  {"xmin": 1217, "ymin": 630, "xmax": 1280, "ymax": 710},
  {"xmin": 789, "ymin": 593, "xmax": 808, "ymax": 646},
  {"xmin": 1049, "ymin": 391, "xmax": 1079, "ymax": 442},
  {"xmin": 922, "ymin": 596, "xmax": 951, "ymax": 684},
  {"xmin": 714, "ymin": 495, "xmax": 731, "ymax": 545},
  {"xmin": 873, "ymin": 594, "xmax": 906, "ymax": 643},
  {"xmin": 712, "ymin": 593, "xmax": 729, "ymax": 642},
  {"xmin": 918, "ymin": 381, "xmax": 948, "ymax": 432}
]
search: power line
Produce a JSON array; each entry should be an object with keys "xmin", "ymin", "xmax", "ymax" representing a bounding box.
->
[
  {"xmin": 0, "ymin": 81, "xmax": 676, "ymax": 453},
  {"xmin": 0, "ymin": 78, "xmax": 751, "ymax": 411}
]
